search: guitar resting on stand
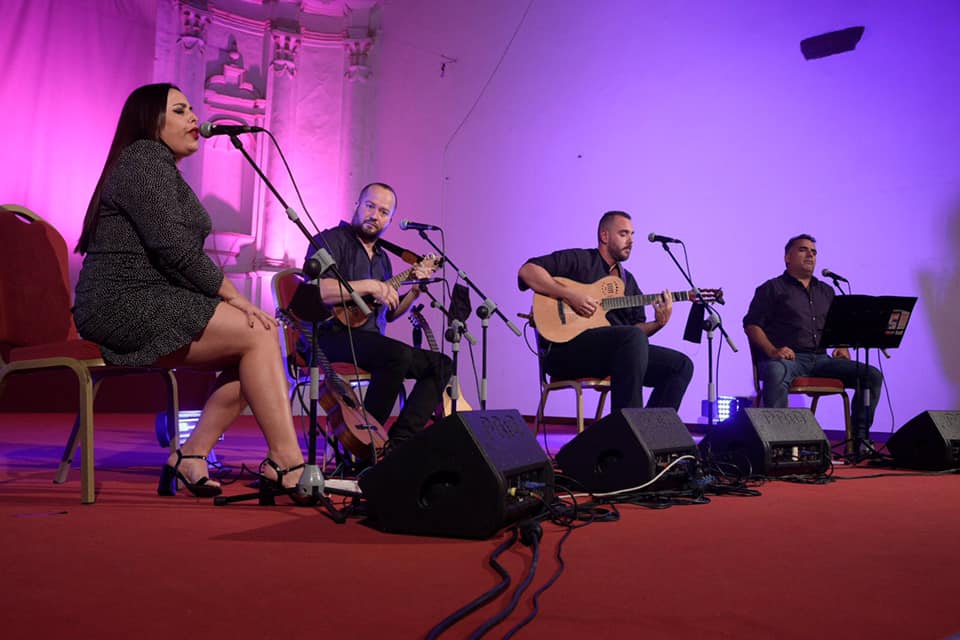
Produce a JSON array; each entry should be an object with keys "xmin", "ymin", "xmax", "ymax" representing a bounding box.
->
[
  {"xmin": 408, "ymin": 302, "xmax": 473, "ymax": 418},
  {"xmin": 409, "ymin": 227, "xmax": 522, "ymax": 410}
]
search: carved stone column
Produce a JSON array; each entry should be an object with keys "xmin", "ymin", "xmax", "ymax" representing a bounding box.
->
[
  {"xmin": 256, "ymin": 30, "xmax": 300, "ymax": 270},
  {"xmin": 338, "ymin": 29, "xmax": 375, "ymax": 214},
  {"xmin": 174, "ymin": 6, "xmax": 210, "ymax": 187}
]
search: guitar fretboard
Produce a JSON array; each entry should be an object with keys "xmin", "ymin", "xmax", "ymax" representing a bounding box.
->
[
  {"xmin": 411, "ymin": 311, "xmax": 441, "ymax": 352},
  {"xmin": 385, "ymin": 266, "xmax": 417, "ymax": 291},
  {"xmin": 601, "ymin": 290, "xmax": 692, "ymax": 311}
]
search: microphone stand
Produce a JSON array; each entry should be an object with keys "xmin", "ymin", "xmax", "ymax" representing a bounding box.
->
[
  {"xmin": 704, "ymin": 310, "xmax": 720, "ymax": 427},
  {"xmin": 416, "ymin": 230, "xmax": 521, "ymax": 410},
  {"xmin": 419, "ymin": 286, "xmax": 477, "ymax": 416},
  {"xmin": 213, "ymin": 133, "xmax": 354, "ymax": 522},
  {"xmin": 826, "ymin": 274, "xmax": 873, "ymax": 459},
  {"xmin": 655, "ymin": 241, "xmax": 737, "ymax": 426}
]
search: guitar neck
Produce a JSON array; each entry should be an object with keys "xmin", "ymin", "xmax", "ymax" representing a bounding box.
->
[
  {"xmin": 385, "ymin": 266, "xmax": 416, "ymax": 291},
  {"xmin": 412, "ymin": 312, "xmax": 441, "ymax": 352},
  {"xmin": 310, "ymin": 342, "xmax": 338, "ymax": 381},
  {"xmin": 601, "ymin": 290, "xmax": 692, "ymax": 311}
]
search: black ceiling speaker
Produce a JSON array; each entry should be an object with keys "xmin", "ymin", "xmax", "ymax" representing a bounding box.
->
[{"xmin": 800, "ymin": 26, "xmax": 865, "ymax": 60}]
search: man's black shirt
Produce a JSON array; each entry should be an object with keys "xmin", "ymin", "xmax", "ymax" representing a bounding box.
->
[
  {"xmin": 519, "ymin": 248, "xmax": 646, "ymax": 328},
  {"xmin": 743, "ymin": 271, "xmax": 835, "ymax": 356},
  {"xmin": 305, "ymin": 221, "xmax": 392, "ymax": 334}
]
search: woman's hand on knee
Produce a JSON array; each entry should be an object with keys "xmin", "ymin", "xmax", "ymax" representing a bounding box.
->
[{"xmin": 226, "ymin": 295, "xmax": 278, "ymax": 329}]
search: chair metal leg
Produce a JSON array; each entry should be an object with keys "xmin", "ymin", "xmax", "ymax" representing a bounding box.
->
[
  {"xmin": 78, "ymin": 370, "xmax": 98, "ymax": 505},
  {"xmin": 55, "ymin": 413, "xmax": 82, "ymax": 485},
  {"xmin": 841, "ymin": 393, "xmax": 854, "ymax": 456},
  {"xmin": 575, "ymin": 385, "xmax": 585, "ymax": 433},
  {"xmin": 162, "ymin": 370, "xmax": 179, "ymax": 456},
  {"xmin": 56, "ymin": 373, "xmax": 101, "ymax": 495},
  {"xmin": 594, "ymin": 390, "xmax": 609, "ymax": 421},
  {"xmin": 534, "ymin": 389, "xmax": 550, "ymax": 434}
]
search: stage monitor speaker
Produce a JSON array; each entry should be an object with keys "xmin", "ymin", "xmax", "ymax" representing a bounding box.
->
[
  {"xmin": 357, "ymin": 410, "xmax": 553, "ymax": 539},
  {"xmin": 886, "ymin": 410, "xmax": 960, "ymax": 470},
  {"xmin": 698, "ymin": 408, "xmax": 830, "ymax": 476},
  {"xmin": 555, "ymin": 408, "xmax": 699, "ymax": 494}
]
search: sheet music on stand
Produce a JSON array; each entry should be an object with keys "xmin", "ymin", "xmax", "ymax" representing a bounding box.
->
[{"xmin": 819, "ymin": 295, "xmax": 917, "ymax": 351}]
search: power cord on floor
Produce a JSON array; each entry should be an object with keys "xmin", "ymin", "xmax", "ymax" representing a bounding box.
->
[
  {"xmin": 465, "ymin": 521, "xmax": 543, "ymax": 639},
  {"xmin": 424, "ymin": 528, "xmax": 518, "ymax": 640}
]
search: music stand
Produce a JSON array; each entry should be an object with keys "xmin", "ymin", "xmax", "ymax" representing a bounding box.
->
[{"xmin": 819, "ymin": 294, "xmax": 917, "ymax": 454}]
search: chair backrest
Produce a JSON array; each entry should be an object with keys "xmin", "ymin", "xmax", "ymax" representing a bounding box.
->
[
  {"xmin": 271, "ymin": 268, "xmax": 310, "ymax": 378},
  {"xmin": 0, "ymin": 205, "xmax": 79, "ymax": 360}
]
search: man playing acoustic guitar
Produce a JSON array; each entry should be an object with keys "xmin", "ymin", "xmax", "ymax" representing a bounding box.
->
[
  {"xmin": 303, "ymin": 182, "xmax": 452, "ymax": 452},
  {"xmin": 518, "ymin": 210, "xmax": 693, "ymax": 412}
]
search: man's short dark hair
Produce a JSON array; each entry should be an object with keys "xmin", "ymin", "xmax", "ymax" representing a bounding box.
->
[
  {"xmin": 785, "ymin": 233, "xmax": 816, "ymax": 253},
  {"xmin": 598, "ymin": 210, "xmax": 631, "ymax": 242},
  {"xmin": 357, "ymin": 182, "xmax": 398, "ymax": 213}
]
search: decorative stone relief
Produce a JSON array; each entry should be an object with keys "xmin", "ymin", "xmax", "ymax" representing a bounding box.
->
[
  {"xmin": 178, "ymin": 8, "xmax": 211, "ymax": 53},
  {"xmin": 344, "ymin": 34, "xmax": 373, "ymax": 82},
  {"xmin": 272, "ymin": 32, "xmax": 300, "ymax": 77}
]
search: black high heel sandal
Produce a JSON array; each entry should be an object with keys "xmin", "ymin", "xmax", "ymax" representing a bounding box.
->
[
  {"xmin": 158, "ymin": 449, "xmax": 222, "ymax": 498},
  {"xmin": 258, "ymin": 458, "xmax": 309, "ymax": 505}
]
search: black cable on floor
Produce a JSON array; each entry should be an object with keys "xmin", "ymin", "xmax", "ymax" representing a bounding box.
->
[
  {"xmin": 501, "ymin": 524, "xmax": 573, "ymax": 639},
  {"xmin": 466, "ymin": 521, "xmax": 543, "ymax": 639},
  {"xmin": 424, "ymin": 527, "xmax": 518, "ymax": 640}
]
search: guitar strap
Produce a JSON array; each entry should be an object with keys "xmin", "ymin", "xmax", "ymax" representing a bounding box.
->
[{"xmin": 376, "ymin": 238, "xmax": 421, "ymax": 265}]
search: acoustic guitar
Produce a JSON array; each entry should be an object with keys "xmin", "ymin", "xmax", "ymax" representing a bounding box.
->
[
  {"xmin": 332, "ymin": 254, "xmax": 443, "ymax": 328},
  {"xmin": 532, "ymin": 275, "xmax": 723, "ymax": 343},
  {"xmin": 277, "ymin": 308, "xmax": 386, "ymax": 462},
  {"xmin": 407, "ymin": 304, "xmax": 473, "ymax": 416}
]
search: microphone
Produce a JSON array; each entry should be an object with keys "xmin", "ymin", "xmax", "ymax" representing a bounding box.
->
[
  {"xmin": 399, "ymin": 219, "xmax": 441, "ymax": 231},
  {"xmin": 199, "ymin": 122, "xmax": 265, "ymax": 138},
  {"xmin": 648, "ymin": 232, "xmax": 682, "ymax": 244},
  {"xmin": 821, "ymin": 268, "xmax": 849, "ymax": 283},
  {"xmin": 399, "ymin": 278, "xmax": 444, "ymax": 287}
]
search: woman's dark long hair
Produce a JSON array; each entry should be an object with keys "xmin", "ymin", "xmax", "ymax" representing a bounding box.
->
[{"xmin": 75, "ymin": 83, "xmax": 177, "ymax": 254}]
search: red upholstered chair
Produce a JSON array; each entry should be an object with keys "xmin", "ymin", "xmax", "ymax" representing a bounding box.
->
[
  {"xmin": 750, "ymin": 347, "xmax": 854, "ymax": 455},
  {"xmin": 0, "ymin": 205, "xmax": 178, "ymax": 503},
  {"xmin": 272, "ymin": 269, "xmax": 410, "ymax": 464},
  {"xmin": 270, "ymin": 268, "xmax": 373, "ymax": 401}
]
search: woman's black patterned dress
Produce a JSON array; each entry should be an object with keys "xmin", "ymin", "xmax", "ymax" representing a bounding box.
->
[{"xmin": 74, "ymin": 140, "xmax": 224, "ymax": 366}]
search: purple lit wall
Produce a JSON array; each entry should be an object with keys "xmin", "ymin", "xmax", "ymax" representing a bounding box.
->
[
  {"xmin": 370, "ymin": 0, "xmax": 960, "ymax": 430},
  {"xmin": 1, "ymin": 0, "xmax": 157, "ymax": 265},
  {"xmin": 3, "ymin": 0, "xmax": 958, "ymax": 432}
]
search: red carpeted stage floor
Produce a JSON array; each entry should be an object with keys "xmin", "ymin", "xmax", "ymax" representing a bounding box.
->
[{"xmin": 1, "ymin": 412, "xmax": 958, "ymax": 639}]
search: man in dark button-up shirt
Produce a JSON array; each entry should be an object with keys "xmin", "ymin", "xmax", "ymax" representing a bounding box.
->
[
  {"xmin": 302, "ymin": 182, "xmax": 452, "ymax": 449},
  {"xmin": 518, "ymin": 210, "xmax": 693, "ymax": 412},
  {"xmin": 743, "ymin": 234, "xmax": 882, "ymax": 449}
]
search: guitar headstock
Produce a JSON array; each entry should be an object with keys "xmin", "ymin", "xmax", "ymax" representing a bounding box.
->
[
  {"xmin": 419, "ymin": 253, "xmax": 444, "ymax": 273},
  {"xmin": 407, "ymin": 303, "xmax": 427, "ymax": 329},
  {"xmin": 690, "ymin": 288, "xmax": 725, "ymax": 305}
]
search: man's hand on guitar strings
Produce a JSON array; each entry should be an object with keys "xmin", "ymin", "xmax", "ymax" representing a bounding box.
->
[{"xmin": 565, "ymin": 289, "xmax": 600, "ymax": 317}]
